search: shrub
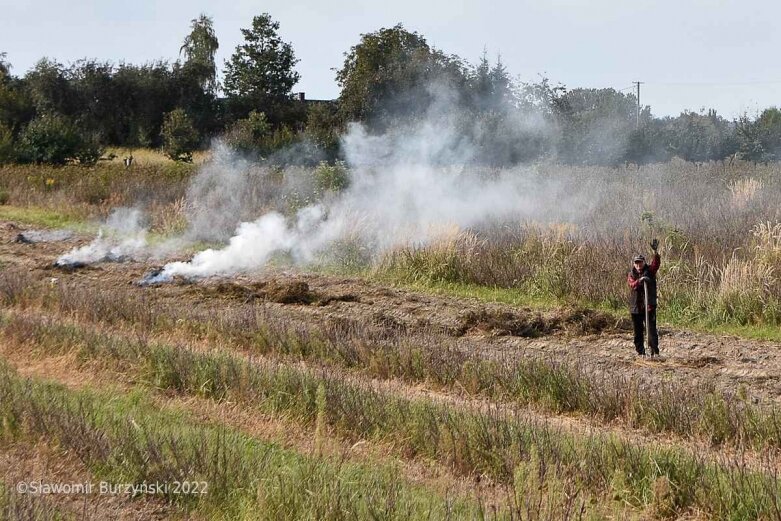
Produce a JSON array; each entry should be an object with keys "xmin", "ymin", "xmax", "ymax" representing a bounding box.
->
[
  {"xmin": 161, "ymin": 108, "xmax": 200, "ymax": 162},
  {"xmin": 313, "ymin": 160, "xmax": 349, "ymax": 193},
  {"xmin": 74, "ymin": 131, "xmax": 105, "ymax": 165},
  {"xmin": 304, "ymin": 103, "xmax": 341, "ymax": 159},
  {"xmin": 17, "ymin": 114, "xmax": 82, "ymax": 165},
  {"xmin": 265, "ymin": 124, "xmax": 297, "ymax": 154},
  {"xmin": 0, "ymin": 123, "xmax": 14, "ymax": 164},
  {"xmin": 222, "ymin": 111, "xmax": 300, "ymax": 159},
  {"xmin": 222, "ymin": 110, "xmax": 271, "ymax": 155}
]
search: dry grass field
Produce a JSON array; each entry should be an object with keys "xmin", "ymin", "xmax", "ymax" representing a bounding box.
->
[{"xmin": 1, "ymin": 156, "xmax": 781, "ymax": 519}]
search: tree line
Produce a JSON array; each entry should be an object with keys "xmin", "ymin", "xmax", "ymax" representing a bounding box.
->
[{"xmin": 1, "ymin": 14, "xmax": 780, "ymax": 166}]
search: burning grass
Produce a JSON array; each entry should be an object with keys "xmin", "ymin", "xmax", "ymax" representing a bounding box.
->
[
  {"xmin": 4, "ymin": 159, "xmax": 781, "ymax": 334},
  {"xmin": 13, "ymin": 229, "xmax": 73, "ymax": 244},
  {"xmin": 6, "ymin": 141, "xmax": 781, "ymax": 519}
]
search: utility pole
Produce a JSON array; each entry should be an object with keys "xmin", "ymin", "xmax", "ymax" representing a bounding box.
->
[{"xmin": 633, "ymin": 81, "xmax": 644, "ymax": 130}]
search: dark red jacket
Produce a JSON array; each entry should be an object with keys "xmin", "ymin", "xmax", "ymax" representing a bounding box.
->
[{"xmin": 627, "ymin": 253, "xmax": 660, "ymax": 313}]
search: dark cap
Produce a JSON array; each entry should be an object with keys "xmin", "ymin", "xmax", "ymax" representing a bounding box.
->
[{"xmin": 633, "ymin": 254, "xmax": 646, "ymax": 262}]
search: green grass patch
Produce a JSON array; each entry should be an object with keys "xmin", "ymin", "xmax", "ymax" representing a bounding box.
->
[
  {"xmin": 669, "ymin": 320, "xmax": 781, "ymax": 343},
  {"xmin": 1, "ymin": 198, "xmax": 779, "ymax": 344},
  {"xmin": 0, "ymin": 205, "xmax": 91, "ymax": 232}
]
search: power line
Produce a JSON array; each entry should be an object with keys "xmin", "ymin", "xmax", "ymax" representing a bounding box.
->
[{"xmin": 645, "ymin": 79, "xmax": 781, "ymax": 87}]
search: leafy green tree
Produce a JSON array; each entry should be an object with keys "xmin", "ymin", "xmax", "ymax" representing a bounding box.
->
[
  {"xmin": 736, "ymin": 115, "xmax": 762, "ymax": 162},
  {"xmin": 552, "ymin": 88, "xmax": 643, "ymax": 165},
  {"xmin": 304, "ymin": 103, "xmax": 341, "ymax": 159},
  {"xmin": 471, "ymin": 51, "xmax": 493, "ymax": 107},
  {"xmin": 180, "ymin": 14, "xmax": 219, "ymax": 94},
  {"xmin": 336, "ymin": 24, "xmax": 468, "ymax": 128},
  {"xmin": 624, "ymin": 119, "xmax": 671, "ymax": 164},
  {"xmin": 65, "ymin": 58, "xmax": 215, "ymax": 148},
  {"xmin": 0, "ymin": 53, "xmax": 10, "ymax": 81},
  {"xmin": 757, "ymin": 108, "xmax": 781, "ymax": 153},
  {"xmin": 17, "ymin": 113, "xmax": 82, "ymax": 164},
  {"xmin": 518, "ymin": 76, "xmax": 565, "ymax": 115},
  {"xmin": 18, "ymin": 25, "xmax": 220, "ymax": 150},
  {"xmin": 489, "ymin": 58, "xmax": 511, "ymax": 95},
  {"xmin": 665, "ymin": 110, "xmax": 737, "ymax": 162},
  {"xmin": 160, "ymin": 108, "xmax": 199, "ymax": 161},
  {"xmin": 68, "ymin": 60, "xmax": 115, "ymax": 142},
  {"xmin": 176, "ymin": 14, "xmax": 220, "ymax": 136},
  {"xmin": 0, "ymin": 122, "xmax": 14, "ymax": 163},
  {"xmin": 223, "ymin": 13, "xmax": 300, "ymax": 120},
  {"xmin": 462, "ymin": 53, "xmax": 547, "ymax": 165},
  {"xmin": 0, "ymin": 55, "xmax": 34, "ymax": 135},
  {"xmin": 468, "ymin": 52, "xmax": 513, "ymax": 112},
  {"xmin": 738, "ymin": 108, "xmax": 781, "ymax": 162},
  {"xmin": 112, "ymin": 61, "xmax": 180, "ymax": 147},
  {"xmin": 24, "ymin": 58, "xmax": 77, "ymax": 116}
]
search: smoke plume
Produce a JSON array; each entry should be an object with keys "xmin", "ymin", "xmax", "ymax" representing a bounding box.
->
[
  {"xmin": 140, "ymin": 101, "xmax": 591, "ymax": 283},
  {"xmin": 56, "ymin": 208, "xmax": 148, "ymax": 267}
]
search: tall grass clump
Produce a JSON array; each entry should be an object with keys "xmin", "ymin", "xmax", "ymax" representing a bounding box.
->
[
  {"xmin": 378, "ymin": 217, "xmax": 781, "ymax": 329},
  {"xmin": 368, "ymin": 162, "xmax": 781, "ymax": 329}
]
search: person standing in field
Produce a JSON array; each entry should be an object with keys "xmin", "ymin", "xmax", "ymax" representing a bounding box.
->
[{"xmin": 628, "ymin": 239, "xmax": 661, "ymax": 356}]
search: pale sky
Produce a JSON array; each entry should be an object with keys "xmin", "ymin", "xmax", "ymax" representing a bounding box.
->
[{"xmin": 1, "ymin": 0, "xmax": 779, "ymax": 118}]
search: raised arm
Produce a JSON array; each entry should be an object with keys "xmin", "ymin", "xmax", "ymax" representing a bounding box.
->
[{"xmin": 648, "ymin": 252, "xmax": 661, "ymax": 275}]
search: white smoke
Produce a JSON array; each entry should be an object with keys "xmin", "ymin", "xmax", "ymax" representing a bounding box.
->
[
  {"xmin": 185, "ymin": 141, "xmax": 320, "ymax": 242},
  {"xmin": 184, "ymin": 142, "xmax": 255, "ymax": 243},
  {"xmin": 151, "ymin": 212, "xmax": 294, "ymax": 280},
  {"xmin": 17, "ymin": 229, "xmax": 73, "ymax": 243},
  {"xmin": 141, "ymin": 106, "xmax": 593, "ymax": 283},
  {"xmin": 55, "ymin": 208, "xmax": 147, "ymax": 267}
]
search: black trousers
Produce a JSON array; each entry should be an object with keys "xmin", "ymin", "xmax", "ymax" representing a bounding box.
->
[{"xmin": 631, "ymin": 310, "xmax": 658, "ymax": 355}]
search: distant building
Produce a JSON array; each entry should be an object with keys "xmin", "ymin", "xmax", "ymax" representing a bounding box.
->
[{"xmin": 294, "ymin": 92, "xmax": 337, "ymax": 106}]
